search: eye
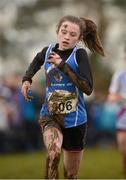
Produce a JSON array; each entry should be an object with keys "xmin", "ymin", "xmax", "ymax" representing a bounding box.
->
[
  {"xmin": 61, "ymin": 29, "xmax": 67, "ymax": 34},
  {"xmin": 70, "ymin": 32, "xmax": 77, "ymax": 37}
]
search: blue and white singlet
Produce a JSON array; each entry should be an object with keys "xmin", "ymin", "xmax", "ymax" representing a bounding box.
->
[{"xmin": 40, "ymin": 44, "xmax": 87, "ymax": 128}]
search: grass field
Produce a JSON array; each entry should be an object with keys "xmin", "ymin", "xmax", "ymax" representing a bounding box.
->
[{"xmin": 0, "ymin": 147, "xmax": 124, "ymax": 179}]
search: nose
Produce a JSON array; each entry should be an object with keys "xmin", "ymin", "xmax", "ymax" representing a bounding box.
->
[{"xmin": 64, "ymin": 33, "xmax": 70, "ymax": 40}]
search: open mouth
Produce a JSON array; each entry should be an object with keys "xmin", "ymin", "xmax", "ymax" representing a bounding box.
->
[{"xmin": 62, "ymin": 41, "xmax": 69, "ymax": 45}]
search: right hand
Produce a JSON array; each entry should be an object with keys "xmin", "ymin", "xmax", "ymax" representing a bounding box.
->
[
  {"xmin": 107, "ymin": 93, "xmax": 121, "ymax": 103},
  {"xmin": 21, "ymin": 81, "xmax": 33, "ymax": 101},
  {"xmin": 48, "ymin": 52, "xmax": 62, "ymax": 66}
]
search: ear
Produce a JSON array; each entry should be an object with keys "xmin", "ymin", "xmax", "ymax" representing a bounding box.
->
[{"xmin": 78, "ymin": 35, "xmax": 83, "ymax": 42}]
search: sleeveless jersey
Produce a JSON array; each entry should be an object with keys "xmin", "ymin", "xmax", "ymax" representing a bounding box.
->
[{"xmin": 40, "ymin": 44, "xmax": 87, "ymax": 128}]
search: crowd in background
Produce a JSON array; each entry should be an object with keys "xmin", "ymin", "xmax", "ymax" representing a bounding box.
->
[
  {"xmin": 0, "ymin": 73, "xmax": 44, "ymax": 153},
  {"xmin": 0, "ymin": 73, "xmax": 120, "ymax": 153}
]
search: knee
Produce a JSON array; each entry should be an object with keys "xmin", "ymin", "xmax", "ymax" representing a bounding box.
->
[
  {"xmin": 48, "ymin": 145, "xmax": 61, "ymax": 164},
  {"xmin": 48, "ymin": 151, "xmax": 60, "ymax": 165},
  {"xmin": 118, "ymin": 141, "xmax": 126, "ymax": 156},
  {"xmin": 64, "ymin": 167, "xmax": 77, "ymax": 179}
]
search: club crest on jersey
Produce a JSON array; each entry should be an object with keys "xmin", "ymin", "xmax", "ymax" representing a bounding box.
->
[
  {"xmin": 53, "ymin": 70, "xmax": 62, "ymax": 82},
  {"xmin": 48, "ymin": 68, "xmax": 62, "ymax": 82}
]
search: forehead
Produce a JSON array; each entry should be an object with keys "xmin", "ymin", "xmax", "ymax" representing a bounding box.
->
[{"xmin": 60, "ymin": 21, "xmax": 80, "ymax": 33}]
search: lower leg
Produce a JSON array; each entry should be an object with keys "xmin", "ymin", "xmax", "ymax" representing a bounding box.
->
[
  {"xmin": 116, "ymin": 131, "xmax": 126, "ymax": 177},
  {"xmin": 48, "ymin": 150, "xmax": 60, "ymax": 179},
  {"xmin": 45, "ymin": 156, "xmax": 49, "ymax": 179},
  {"xmin": 45, "ymin": 152, "xmax": 60, "ymax": 179},
  {"xmin": 64, "ymin": 166, "xmax": 77, "ymax": 179},
  {"xmin": 43, "ymin": 127, "xmax": 63, "ymax": 179},
  {"xmin": 63, "ymin": 150, "xmax": 83, "ymax": 179},
  {"xmin": 123, "ymin": 155, "xmax": 126, "ymax": 177}
]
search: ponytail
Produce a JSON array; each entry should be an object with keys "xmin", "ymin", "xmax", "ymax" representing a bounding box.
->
[
  {"xmin": 56, "ymin": 15, "xmax": 105, "ymax": 56},
  {"xmin": 80, "ymin": 17, "xmax": 105, "ymax": 56}
]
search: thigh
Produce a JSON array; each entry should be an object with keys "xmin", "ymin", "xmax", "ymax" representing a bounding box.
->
[
  {"xmin": 62, "ymin": 123, "xmax": 87, "ymax": 151},
  {"xmin": 43, "ymin": 127, "xmax": 63, "ymax": 151},
  {"xmin": 63, "ymin": 150, "xmax": 83, "ymax": 172}
]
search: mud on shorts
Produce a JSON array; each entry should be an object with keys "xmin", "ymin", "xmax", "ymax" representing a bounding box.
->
[{"xmin": 38, "ymin": 115, "xmax": 87, "ymax": 151}]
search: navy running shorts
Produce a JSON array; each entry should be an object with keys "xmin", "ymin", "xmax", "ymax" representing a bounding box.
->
[{"xmin": 38, "ymin": 115, "xmax": 87, "ymax": 151}]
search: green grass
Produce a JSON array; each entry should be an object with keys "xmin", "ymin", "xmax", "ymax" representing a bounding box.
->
[{"xmin": 0, "ymin": 147, "xmax": 124, "ymax": 179}]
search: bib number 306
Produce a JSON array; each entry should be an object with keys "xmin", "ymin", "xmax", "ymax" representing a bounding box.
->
[
  {"xmin": 47, "ymin": 90, "xmax": 78, "ymax": 114},
  {"xmin": 58, "ymin": 100, "xmax": 72, "ymax": 112}
]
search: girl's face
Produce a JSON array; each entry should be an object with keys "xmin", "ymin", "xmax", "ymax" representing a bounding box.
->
[{"xmin": 57, "ymin": 21, "xmax": 81, "ymax": 50}]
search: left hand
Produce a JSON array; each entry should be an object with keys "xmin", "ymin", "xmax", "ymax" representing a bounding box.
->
[
  {"xmin": 21, "ymin": 81, "xmax": 33, "ymax": 101},
  {"xmin": 48, "ymin": 51, "xmax": 62, "ymax": 66}
]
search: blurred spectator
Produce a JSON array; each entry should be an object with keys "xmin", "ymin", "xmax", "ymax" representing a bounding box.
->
[
  {"xmin": 0, "ymin": 78, "xmax": 12, "ymax": 152},
  {"xmin": 0, "ymin": 73, "xmax": 44, "ymax": 153},
  {"xmin": 18, "ymin": 87, "xmax": 43, "ymax": 152},
  {"xmin": 86, "ymin": 91, "xmax": 105, "ymax": 147},
  {"xmin": 0, "ymin": 91, "xmax": 10, "ymax": 153},
  {"xmin": 108, "ymin": 45, "xmax": 126, "ymax": 176},
  {"xmin": 87, "ymin": 91, "xmax": 118, "ymax": 148}
]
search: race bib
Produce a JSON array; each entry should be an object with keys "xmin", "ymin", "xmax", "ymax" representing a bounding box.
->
[{"xmin": 47, "ymin": 90, "xmax": 78, "ymax": 114}]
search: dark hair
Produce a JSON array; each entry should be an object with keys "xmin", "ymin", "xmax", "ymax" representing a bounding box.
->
[{"xmin": 57, "ymin": 15, "xmax": 105, "ymax": 56}]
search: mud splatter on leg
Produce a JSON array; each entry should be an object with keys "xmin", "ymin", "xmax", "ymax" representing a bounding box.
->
[{"xmin": 43, "ymin": 127, "xmax": 63, "ymax": 179}]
